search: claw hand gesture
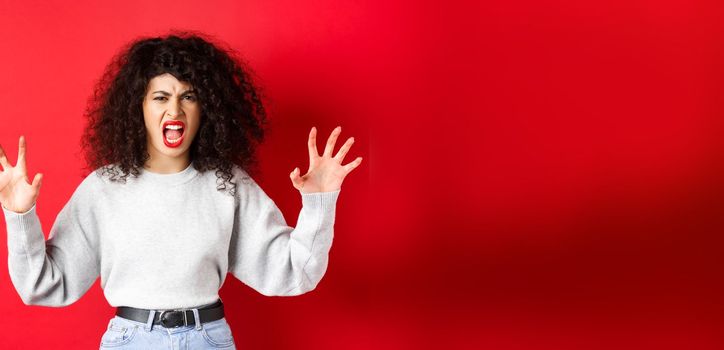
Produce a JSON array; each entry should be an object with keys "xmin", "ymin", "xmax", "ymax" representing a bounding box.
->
[
  {"xmin": 290, "ymin": 126, "xmax": 362, "ymax": 193},
  {"xmin": 0, "ymin": 136, "xmax": 43, "ymax": 214}
]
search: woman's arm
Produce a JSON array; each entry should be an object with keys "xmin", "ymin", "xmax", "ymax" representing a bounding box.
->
[
  {"xmin": 1, "ymin": 135, "xmax": 100, "ymax": 306},
  {"xmin": 228, "ymin": 170, "xmax": 340, "ymax": 296},
  {"xmin": 2, "ymin": 176, "xmax": 100, "ymax": 306},
  {"xmin": 228, "ymin": 126, "xmax": 359, "ymax": 296}
]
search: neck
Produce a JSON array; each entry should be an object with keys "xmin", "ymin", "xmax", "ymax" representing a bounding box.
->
[{"xmin": 143, "ymin": 154, "xmax": 191, "ymax": 174}]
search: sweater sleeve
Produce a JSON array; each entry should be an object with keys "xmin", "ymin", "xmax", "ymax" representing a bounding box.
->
[
  {"xmin": 228, "ymin": 169, "xmax": 340, "ymax": 296},
  {"xmin": 2, "ymin": 177, "xmax": 100, "ymax": 307}
]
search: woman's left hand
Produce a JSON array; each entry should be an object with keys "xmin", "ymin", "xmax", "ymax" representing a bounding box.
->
[{"xmin": 290, "ymin": 126, "xmax": 362, "ymax": 193}]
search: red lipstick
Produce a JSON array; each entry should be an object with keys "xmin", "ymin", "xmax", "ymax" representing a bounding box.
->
[{"xmin": 162, "ymin": 120, "xmax": 185, "ymax": 148}]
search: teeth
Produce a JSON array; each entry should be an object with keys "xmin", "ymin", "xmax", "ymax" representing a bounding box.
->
[
  {"xmin": 165, "ymin": 135, "xmax": 182, "ymax": 143},
  {"xmin": 165, "ymin": 125, "xmax": 183, "ymax": 130}
]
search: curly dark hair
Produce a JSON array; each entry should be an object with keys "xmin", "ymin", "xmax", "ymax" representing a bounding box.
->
[{"xmin": 79, "ymin": 30, "xmax": 268, "ymax": 196}]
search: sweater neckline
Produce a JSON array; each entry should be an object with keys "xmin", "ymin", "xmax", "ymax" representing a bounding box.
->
[{"xmin": 138, "ymin": 161, "xmax": 199, "ymax": 186}]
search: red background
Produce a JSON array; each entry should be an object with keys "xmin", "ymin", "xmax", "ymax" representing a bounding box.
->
[{"xmin": 2, "ymin": 0, "xmax": 724, "ymax": 349}]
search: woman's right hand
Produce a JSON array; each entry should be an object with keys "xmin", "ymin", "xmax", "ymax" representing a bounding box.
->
[{"xmin": 0, "ymin": 136, "xmax": 43, "ymax": 214}]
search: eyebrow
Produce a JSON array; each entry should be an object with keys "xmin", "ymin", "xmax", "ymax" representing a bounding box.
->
[{"xmin": 151, "ymin": 89, "xmax": 195, "ymax": 96}]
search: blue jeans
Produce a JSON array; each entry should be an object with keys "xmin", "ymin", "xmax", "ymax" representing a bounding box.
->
[{"xmin": 99, "ymin": 309, "xmax": 236, "ymax": 349}]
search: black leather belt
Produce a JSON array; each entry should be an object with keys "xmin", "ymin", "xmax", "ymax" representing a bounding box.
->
[{"xmin": 116, "ymin": 300, "xmax": 225, "ymax": 328}]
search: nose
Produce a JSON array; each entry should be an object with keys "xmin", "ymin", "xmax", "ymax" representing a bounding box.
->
[{"xmin": 166, "ymin": 105, "xmax": 184, "ymax": 118}]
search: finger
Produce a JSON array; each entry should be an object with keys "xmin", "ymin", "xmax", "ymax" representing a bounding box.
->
[
  {"xmin": 343, "ymin": 156, "xmax": 363, "ymax": 173},
  {"xmin": 289, "ymin": 167, "xmax": 304, "ymax": 189},
  {"xmin": 18, "ymin": 135, "xmax": 25, "ymax": 161},
  {"xmin": 16, "ymin": 135, "xmax": 27, "ymax": 170},
  {"xmin": 308, "ymin": 127, "xmax": 319, "ymax": 161},
  {"xmin": 333, "ymin": 137, "xmax": 354, "ymax": 163},
  {"xmin": 323, "ymin": 126, "xmax": 341, "ymax": 158},
  {"xmin": 0, "ymin": 143, "xmax": 10, "ymax": 169},
  {"xmin": 32, "ymin": 173, "xmax": 42, "ymax": 190}
]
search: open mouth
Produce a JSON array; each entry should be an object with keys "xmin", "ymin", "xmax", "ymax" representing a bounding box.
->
[{"xmin": 163, "ymin": 121, "xmax": 185, "ymax": 147}]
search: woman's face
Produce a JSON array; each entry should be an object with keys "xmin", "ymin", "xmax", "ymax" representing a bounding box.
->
[{"xmin": 142, "ymin": 73, "xmax": 201, "ymax": 162}]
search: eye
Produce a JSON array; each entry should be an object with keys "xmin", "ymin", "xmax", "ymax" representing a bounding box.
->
[
  {"xmin": 153, "ymin": 96, "xmax": 167, "ymax": 101},
  {"xmin": 184, "ymin": 95, "xmax": 197, "ymax": 101}
]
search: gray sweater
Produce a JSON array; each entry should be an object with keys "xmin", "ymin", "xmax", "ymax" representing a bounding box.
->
[{"xmin": 2, "ymin": 162, "xmax": 340, "ymax": 310}]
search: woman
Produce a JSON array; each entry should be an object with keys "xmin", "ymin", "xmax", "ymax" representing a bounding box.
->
[{"xmin": 0, "ymin": 31, "xmax": 362, "ymax": 349}]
